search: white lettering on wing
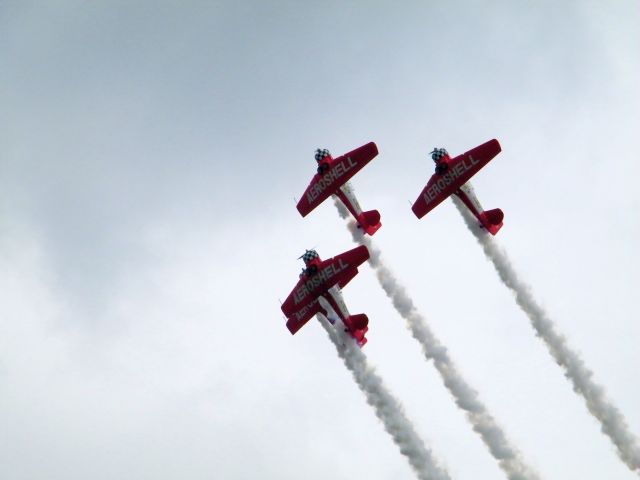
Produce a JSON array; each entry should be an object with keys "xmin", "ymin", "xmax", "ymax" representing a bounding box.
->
[
  {"xmin": 306, "ymin": 157, "xmax": 357, "ymax": 204},
  {"xmin": 422, "ymin": 155, "xmax": 480, "ymax": 206},
  {"xmin": 294, "ymin": 298, "xmax": 319, "ymax": 321},
  {"xmin": 293, "ymin": 258, "xmax": 349, "ymax": 305}
]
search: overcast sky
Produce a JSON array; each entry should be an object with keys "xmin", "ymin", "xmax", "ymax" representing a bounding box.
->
[{"xmin": 1, "ymin": 1, "xmax": 639, "ymax": 479}]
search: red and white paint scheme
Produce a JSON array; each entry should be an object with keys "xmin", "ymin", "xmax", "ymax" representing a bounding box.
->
[
  {"xmin": 296, "ymin": 142, "xmax": 382, "ymax": 235},
  {"xmin": 280, "ymin": 246, "xmax": 370, "ymax": 347},
  {"xmin": 411, "ymin": 139, "xmax": 504, "ymax": 235}
]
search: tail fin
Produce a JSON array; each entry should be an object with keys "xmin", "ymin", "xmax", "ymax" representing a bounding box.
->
[
  {"xmin": 347, "ymin": 313, "xmax": 369, "ymax": 331},
  {"xmin": 480, "ymin": 208, "xmax": 504, "ymax": 235},
  {"xmin": 344, "ymin": 314, "xmax": 369, "ymax": 347},
  {"xmin": 356, "ymin": 210, "xmax": 382, "ymax": 236}
]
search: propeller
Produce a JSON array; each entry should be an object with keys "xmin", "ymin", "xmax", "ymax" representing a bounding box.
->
[
  {"xmin": 430, "ymin": 147, "xmax": 449, "ymax": 163},
  {"xmin": 297, "ymin": 248, "xmax": 314, "ymax": 260},
  {"xmin": 298, "ymin": 249, "xmax": 320, "ymax": 264},
  {"xmin": 314, "ymin": 148, "xmax": 331, "ymax": 162}
]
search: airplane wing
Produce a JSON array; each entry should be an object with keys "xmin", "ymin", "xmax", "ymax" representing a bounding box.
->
[
  {"xmin": 330, "ymin": 244, "xmax": 369, "ymax": 289},
  {"xmin": 412, "ymin": 139, "xmax": 501, "ymax": 219},
  {"xmin": 296, "ymin": 142, "xmax": 378, "ymax": 217},
  {"xmin": 284, "ymin": 298, "xmax": 325, "ymax": 335},
  {"xmin": 280, "ymin": 245, "xmax": 370, "ymax": 323}
]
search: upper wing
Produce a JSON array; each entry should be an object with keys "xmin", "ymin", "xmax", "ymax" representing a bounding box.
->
[
  {"xmin": 281, "ymin": 275, "xmax": 316, "ymax": 319},
  {"xmin": 411, "ymin": 139, "xmax": 501, "ymax": 219},
  {"xmin": 296, "ymin": 142, "xmax": 378, "ymax": 217},
  {"xmin": 329, "ymin": 244, "xmax": 370, "ymax": 289},
  {"xmin": 280, "ymin": 245, "xmax": 370, "ymax": 319}
]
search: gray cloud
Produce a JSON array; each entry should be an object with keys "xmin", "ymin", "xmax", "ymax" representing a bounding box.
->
[{"xmin": 1, "ymin": 1, "xmax": 639, "ymax": 479}]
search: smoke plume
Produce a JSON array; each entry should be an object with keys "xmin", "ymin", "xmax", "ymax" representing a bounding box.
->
[
  {"xmin": 334, "ymin": 198, "xmax": 540, "ymax": 480},
  {"xmin": 452, "ymin": 195, "xmax": 640, "ymax": 474},
  {"xmin": 318, "ymin": 313, "xmax": 451, "ymax": 480}
]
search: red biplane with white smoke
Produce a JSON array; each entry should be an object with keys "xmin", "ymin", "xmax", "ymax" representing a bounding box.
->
[
  {"xmin": 296, "ymin": 142, "xmax": 382, "ymax": 235},
  {"xmin": 412, "ymin": 139, "xmax": 504, "ymax": 235},
  {"xmin": 280, "ymin": 246, "xmax": 370, "ymax": 347}
]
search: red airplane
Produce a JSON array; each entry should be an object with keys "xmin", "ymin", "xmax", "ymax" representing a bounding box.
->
[
  {"xmin": 296, "ymin": 142, "xmax": 382, "ymax": 235},
  {"xmin": 411, "ymin": 139, "xmax": 504, "ymax": 235},
  {"xmin": 280, "ymin": 246, "xmax": 370, "ymax": 346}
]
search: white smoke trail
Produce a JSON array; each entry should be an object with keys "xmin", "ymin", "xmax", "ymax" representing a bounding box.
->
[
  {"xmin": 452, "ymin": 195, "xmax": 640, "ymax": 474},
  {"xmin": 334, "ymin": 199, "xmax": 539, "ymax": 480},
  {"xmin": 317, "ymin": 313, "xmax": 451, "ymax": 480}
]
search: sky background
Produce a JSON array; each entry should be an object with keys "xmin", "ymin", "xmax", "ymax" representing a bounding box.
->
[{"xmin": 1, "ymin": 1, "xmax": 639, "ymax": 479}]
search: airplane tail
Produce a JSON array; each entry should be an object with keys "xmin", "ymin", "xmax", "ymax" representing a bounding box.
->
[
  {"xmin": 347, "ymin": 313, "xmax": 369, "ymax": 331},
  {"xmin": 479, "ymin": 208, "xmax": 504, "ymax": 235},
  {"xmin": 344, "ymin": 313, "xmax": 369, "ymax": 347},
  {"xmin": 356, "ymin": 210, "xmax": 382, "ymax": 236}
]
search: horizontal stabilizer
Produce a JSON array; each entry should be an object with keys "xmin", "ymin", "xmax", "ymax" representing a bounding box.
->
[
  {"xmin": 357, "ymin": 209, "xmax": 382, "ymax": 236},
  {"xmin": 480, "ymin": 208, "xmax": 504, "ymax": 235},
  {"xmin": 344, "ymin": 314, "xmax": 369, "ymax": 347},
  {"xmin": 348, "ymin": 313, "xmax": 369, "ymax": 331}
]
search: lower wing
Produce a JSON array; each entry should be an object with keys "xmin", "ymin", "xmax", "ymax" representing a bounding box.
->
[{"xmin": 285, "ymin": 298, "xmax": 325, "ymax": 335}]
